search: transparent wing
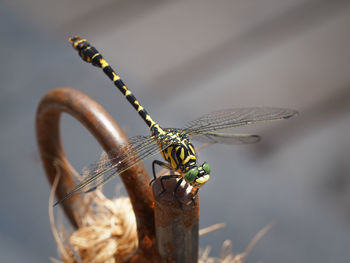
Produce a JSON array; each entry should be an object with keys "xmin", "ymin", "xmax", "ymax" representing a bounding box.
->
[
  {"xmin": 54, "ymin": 135, "xmax": 173, "ymax": 206},
  {"xmin": 184, "ymin": 107, "xmax": 297, "ymax": 135},
  {"xmin": 188, "ymin": 132, "xmax": 261, "ymax": 144},
  {"xmin": 164, "ymin": 127, "xmax": 261, "ymax": 145}
]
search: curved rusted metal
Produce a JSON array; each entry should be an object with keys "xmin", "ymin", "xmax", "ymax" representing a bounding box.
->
[
  {"xmin": 36, "ymin": 87, "xmax": 159, "ymax": 261},
  {"xmin": 152, "ymin": 170, "xmax": 199, "ymax": 263}
]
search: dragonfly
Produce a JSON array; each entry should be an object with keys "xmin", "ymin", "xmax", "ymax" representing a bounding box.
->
[{"xmin": 54, "ymin": 36, "xmax": 297, "ymax": 206}]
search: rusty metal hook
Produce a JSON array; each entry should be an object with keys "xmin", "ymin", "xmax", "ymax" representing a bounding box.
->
[{"xmin": 36, "ymin": 87, "xmax": 160, "ymax": 261}]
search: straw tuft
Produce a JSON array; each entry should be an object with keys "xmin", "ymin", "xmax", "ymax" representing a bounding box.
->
[{"xmin": 49, "ymin": 161, "xmax": 138, "ymax": 263}]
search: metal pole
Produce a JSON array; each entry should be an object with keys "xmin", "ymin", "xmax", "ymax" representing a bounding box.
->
[{"xmin": 153, "ymin": 171, "xmax": 199, "ymax": 263}]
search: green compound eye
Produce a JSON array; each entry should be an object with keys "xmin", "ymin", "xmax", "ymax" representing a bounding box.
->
[
  {"xmin": 202, "ymin": 162, "xmax": 210, "ymax": 174},
  {"xmin": 184, "ymin": 167, "xmax": 199, "ymax": 183}
]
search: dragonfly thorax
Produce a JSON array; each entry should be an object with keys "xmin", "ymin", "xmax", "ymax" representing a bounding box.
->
[
  {"xmin": 158, "ymin": 130, "xmax": 197, "ymax": 170},
  {"xmin": 157, "ymin": 128, "xmax": 211, "ymax": 188}
]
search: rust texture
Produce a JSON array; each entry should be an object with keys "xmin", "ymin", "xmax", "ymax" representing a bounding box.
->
[
  {"xmin": 36, "ymin": 87, "xmax": 159, "ymax": 261},
  {"xmin": 152, "ymin": 171, "xmax": 199, "ymax": 263}
]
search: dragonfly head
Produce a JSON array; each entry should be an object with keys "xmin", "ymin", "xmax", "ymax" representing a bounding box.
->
[{"xmin": 184, "ymin": 162, "xmax": 211, "ymax": 188}]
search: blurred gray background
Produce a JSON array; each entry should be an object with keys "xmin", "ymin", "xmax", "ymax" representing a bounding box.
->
[{"xmin": 1, "ymin": 0, "xmax": 350, "ymax": 262}]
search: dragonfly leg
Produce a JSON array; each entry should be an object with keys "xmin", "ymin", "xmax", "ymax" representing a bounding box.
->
[
  {"xmin": 150, "ymin": 160, "xmax": 171, "ymax": 185},
  {"xmin": 156, "ymin": 176, "xmax": 189, "ymax": 208},
  {"xmin": 159, "ymin": 174, "xmax": 178, "ymax": 196}
]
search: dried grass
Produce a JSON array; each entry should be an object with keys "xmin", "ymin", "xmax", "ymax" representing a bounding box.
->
[
  {"xmin": 49, "ymin": 161, "xmax": 137, "ymax": 263},
  {"xmin": 199, "ymin": 222, "xmax": 274, "ymax": 263}
]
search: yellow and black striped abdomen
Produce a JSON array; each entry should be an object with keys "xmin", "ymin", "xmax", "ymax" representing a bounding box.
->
[{"xmin": 70, "ymin": 37, "xmax": 160, "ymax": 131}]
